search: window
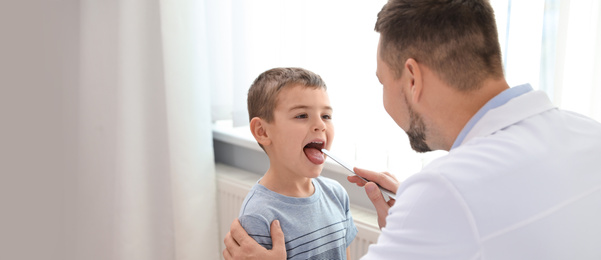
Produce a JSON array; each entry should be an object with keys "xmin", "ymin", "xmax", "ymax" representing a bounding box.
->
[{"xmin": 205, "ymin": 0, "xmax": 601, "ymax": 180}]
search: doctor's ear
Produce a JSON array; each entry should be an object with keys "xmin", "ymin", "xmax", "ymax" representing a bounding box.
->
[
  {"xmin": 404, "ymin": 58, "xmax": 423, "ymax": 103},
  {"xmin": 250, "ymin": 117, "xmax": 271, "ymax": 146}
]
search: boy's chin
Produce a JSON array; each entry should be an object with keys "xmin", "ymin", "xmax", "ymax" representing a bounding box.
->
[{"xmin": 306, "ymin": 166, "xmax": 323, "ymax": 178}]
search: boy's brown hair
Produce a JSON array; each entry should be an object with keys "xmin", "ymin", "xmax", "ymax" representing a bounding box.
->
[
  {"xmin": 247, "ymin": 67, "xmax": 327, "ymax": 123},
  {"xmin": 375, "ymin": 0, "xmax": 504, "ymax": 91}
]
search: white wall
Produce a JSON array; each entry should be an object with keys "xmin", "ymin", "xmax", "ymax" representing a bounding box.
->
[{"xmin": 0, "ymin": 1, "xmax": 79, "ymax": 259}]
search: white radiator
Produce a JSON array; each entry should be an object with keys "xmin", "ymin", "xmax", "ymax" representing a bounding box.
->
[{"xmin": 216, "ymin": 163, "xmax": 380, "ymax": 260}]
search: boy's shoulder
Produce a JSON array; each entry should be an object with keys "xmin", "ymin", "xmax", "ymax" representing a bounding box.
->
[
  {"xmin": 240, "ymin": 182, "xmax": 274, "ymax": 212},
  {"xmin": 314, "ymin": 176, "xmax": 344, "ymax": 190},
  {"xmin": 314, "ymin": 176, "xmax": 349, "ymax": 202}
]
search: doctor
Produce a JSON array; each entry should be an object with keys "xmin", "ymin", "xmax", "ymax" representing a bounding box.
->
[{"xmin": 223, "ymin": 0, "xmax": 601, "ymax": 259}]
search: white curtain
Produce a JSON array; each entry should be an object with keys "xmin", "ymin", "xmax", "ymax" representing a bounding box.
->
[
  {"xmin": 493, "ymin": 0, "xmax": 601, "ymax": 121},
  {"xmin": 77, "ymin": 0, "xmax": 218, "ymax": 260},
  {"xmin": 552, "ymin": 0, "xmax": 601, "ymax": 120}
]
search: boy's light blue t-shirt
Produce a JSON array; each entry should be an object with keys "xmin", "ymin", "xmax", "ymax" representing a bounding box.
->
[{"xmin": 239, "ymin": 176, "xmax": 358, "ymax": 260}]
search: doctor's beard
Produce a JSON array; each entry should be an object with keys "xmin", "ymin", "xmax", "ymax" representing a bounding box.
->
[{"xmin": 406, "ymin": 102, "xmax": 431, "ymax": 153}]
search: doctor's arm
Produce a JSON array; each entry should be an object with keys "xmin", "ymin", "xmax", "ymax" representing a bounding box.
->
[
  {"xmin": 223, "ymin": 218, "xmax": 286, "ymax": 260},
  {"xmin": 348, "ymin": 167, "xmax": 399, "ymax": 229}
]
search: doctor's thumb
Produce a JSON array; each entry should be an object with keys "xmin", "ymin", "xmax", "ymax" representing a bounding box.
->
[
  {"xmin": 365, "ymin": 182, "xmax": 390, "ymax": 229},
  {"xmin": 270, "ymin": 220, "xmax": 287, "ymax": 257},
  {"xmin": 365, "ymin": 182, "xmax": 384, "ymax": 202}
]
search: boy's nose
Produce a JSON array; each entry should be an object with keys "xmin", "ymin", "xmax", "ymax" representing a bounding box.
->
[{"xmin": 313, "ymin": 120, "xmax": 326, "ymax": 132}]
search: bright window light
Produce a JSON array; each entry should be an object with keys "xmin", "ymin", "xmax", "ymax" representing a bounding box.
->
[{"xmin": 206, "ymin": 0, "xmax": 601, "ymax": 180}]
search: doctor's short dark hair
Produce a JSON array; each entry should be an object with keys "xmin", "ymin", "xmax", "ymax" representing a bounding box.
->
[
  {"xmin": 247, "ymin": 67, "xmax": 327, "ymax": 123},
  {"xmin": 375, "ymin": 0, "xmax": 505, "ymax": 91}
]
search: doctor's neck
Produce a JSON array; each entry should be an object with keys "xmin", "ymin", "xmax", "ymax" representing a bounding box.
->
[{"xmin": 426, "ymin": 77, "xmax": 510, "ymax": 151}]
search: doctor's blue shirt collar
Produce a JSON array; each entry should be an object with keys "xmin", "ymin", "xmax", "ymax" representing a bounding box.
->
[{"xmin": 451, "ymin": 84, "xmax": 534, "ymax": 150}]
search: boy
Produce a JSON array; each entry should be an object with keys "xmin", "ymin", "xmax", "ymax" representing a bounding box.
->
[{"xmin": 239, "ymin": 67, "xmax": 357, "ymax": 260}]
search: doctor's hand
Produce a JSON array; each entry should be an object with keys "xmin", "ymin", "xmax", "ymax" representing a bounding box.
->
[
  {"xmin": 348, "ymin": 167, "xmax": 399, "ymax": 229},
  {"xmin": 223, "ymin": 218, "xmax": 286, "ymax": 260}
]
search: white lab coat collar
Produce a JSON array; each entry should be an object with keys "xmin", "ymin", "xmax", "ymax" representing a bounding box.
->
[{"xmin": 459, "ymin": 90, "xmax": 556, "ymax": 147}]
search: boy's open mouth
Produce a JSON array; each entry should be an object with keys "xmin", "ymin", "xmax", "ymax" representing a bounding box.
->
[{"xmin": 303, "ymin": 141, "xmax": 325, "ymax": 165}]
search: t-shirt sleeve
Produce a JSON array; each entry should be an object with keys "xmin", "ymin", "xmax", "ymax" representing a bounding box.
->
[
  {"xmin": 361, "ymin": 173, "xmax": 479, "ymax": 260},
  {"xmin": 238, "ymin": 214, "xmax": 273, "ymax": 250},
  {"xmin": 342, "ymin": 187, "xmax": 358, "ymax": 247},
  {"xmin": 345, "ymin": 207, "xmax": 358, "ymax": 247}
]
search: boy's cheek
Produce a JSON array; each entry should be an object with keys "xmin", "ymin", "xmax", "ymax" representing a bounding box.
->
[{"xmin": 326, "ymin": 137, "xmax": 334, "ymax": 150}]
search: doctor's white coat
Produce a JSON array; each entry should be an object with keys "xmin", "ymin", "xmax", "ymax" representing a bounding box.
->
[{"xmin": 363, "ymin": 89, "xmax": 601, "ymax": 259}]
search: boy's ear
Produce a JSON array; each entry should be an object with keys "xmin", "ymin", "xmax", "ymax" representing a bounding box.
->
[
  {"xmin": 405, "ymin": 58, "xmax": 423, "ymax": 104},
  {"xmin": 250, "ymin": 117, "xmax": 271, "ymax": 146}
]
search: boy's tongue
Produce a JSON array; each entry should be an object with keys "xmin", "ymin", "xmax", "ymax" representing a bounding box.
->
[{"xmin": 303, "ymin": 147, "xmax": 324, "ymax": 164}]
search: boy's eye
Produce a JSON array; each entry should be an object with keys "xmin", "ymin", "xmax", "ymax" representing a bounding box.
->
[
  {"xmin": 322, "ymin": 114, "xmax": 332, "ymax": 120},
  {"xmin": 295, "ymin": 114, "xmax": 308, "ymax": 119}
]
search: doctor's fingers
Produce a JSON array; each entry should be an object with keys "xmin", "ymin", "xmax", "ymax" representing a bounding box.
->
[
  {"xmin": 354, "ymin": 167, "xmax": 399, "ymax": 192},
  {"xmin": 224, "ymin": 224, "xmax": 262, "ymax": 260},
  {"xmin": 365, "ymin": 182, "xmax": 392, "ymax": 229},
  {"xmin": 224, "ymin": 230, "xmax": 239, "ymax": 251},
  {"xmin": 269, "ymin": 220, "xmax": 288, "ymax": 259},
  {"xmin": 223, "ymin": 231, "xmax": 238, "ymax": 260},
  {"xmin": 381, "ymin": 171, "xmax": 399, "ymax": 182},
  {"xmin": 228, "ymin": 218, "xmax": 253, "ymax": 247},
  {"xmin": 223, "ymin": 247, "xmax": 233, "ymax": 260},
  {"xmin": 347, "ymin": 175, "xmax": 368, "ymax": 187}
]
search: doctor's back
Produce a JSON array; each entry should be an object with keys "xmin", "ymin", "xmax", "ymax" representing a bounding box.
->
[
  {"xmin": 368, "ymin": 90, "xmax": 601, "ymax": 259},
  {"xmin": 460, "ymin": 106, "xmax": 601, "ymax": 259}
]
